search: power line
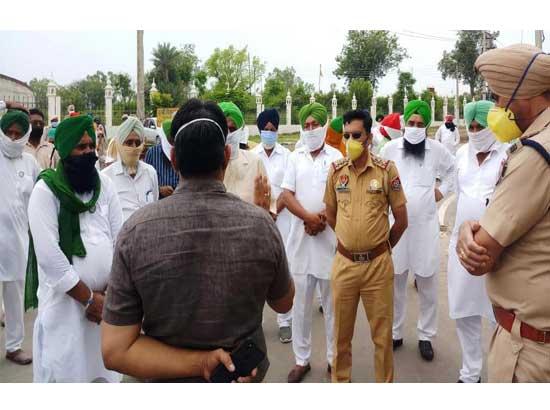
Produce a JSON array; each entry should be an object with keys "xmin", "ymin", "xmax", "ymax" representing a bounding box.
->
[{"xmin": 402, "ymin": 30, "xmax": 456, "ymax": 41}]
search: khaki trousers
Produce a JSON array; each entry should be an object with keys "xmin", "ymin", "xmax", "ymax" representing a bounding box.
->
[
  {"xmin": 488, "ymin": 320, "xmax": 550, "ymax": 382},
  {"xmin": 331, "ymin": 251, "xmax": 394, "ymax": 383}
]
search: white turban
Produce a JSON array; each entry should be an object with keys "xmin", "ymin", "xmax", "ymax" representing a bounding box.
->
[{"xmin": 116, "ymin": 116, "xmax": 144, "ymax": 144}]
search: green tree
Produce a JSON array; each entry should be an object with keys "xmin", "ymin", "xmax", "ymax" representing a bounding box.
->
[
  {"xmin": 420, "ymin": 89, "xmax": 443, "ymax": 122},
  {"xmin": 262, "ymin": 67, "xmax": 315, "ymax": 123},
  {"xmin": 108, "ymin": 72, "xmax": 135, "ymax": 104},
  {"xmin": 438, "ymin": 30, "xmax": 499, "ymax": 97},
  {"xmin": 28, "ymin": 78, "xmax": 49, "ymax": 113},
  {"xmin": 348, "ymin": 78, "xmax": 373, "ymax": 110},
  {"xmin": 392, "ymin": 71, "xmax": 418, "ymax": 114},
  {"xmin": 149, "ymin": 42, "xmax": 199, "ymax": 105},
  {"xmin": 205, "ymin": 45, "xmax": 265, "ymax": 95},
  {"xmin": 334, "ymin": 30, "xmax": 408, "ymax": 88}
]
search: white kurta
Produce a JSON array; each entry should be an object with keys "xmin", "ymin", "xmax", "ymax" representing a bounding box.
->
[
  {"xmin": 0, "ymin": 152, "xmax": 39, "ymax": 281},
  {"xmin": 381, "ymin": 138, "xmax": 455, "ymax": 277},
  {"xmin": 434, "ymin": 124, "xmax": 460, "ymax": 156},
  {"xmin": 101, "ymin": 160, "xmax": 159, "ymax": 222},
  {"xmin": 252, "ymin": 143, "xmax": 292, "ymax": 244},
  {"xmin": 448, "ymin": 142, "xmax": 508, "ymax": 319},
  {"xmin": 224, "ymin": 149, "xmax": 268, "ymax": 206},
  {"xmin": 28, "ymin": 174, "xmax": 123, "ymax": 382},
  {"xmin": 281, "ymin": 144, "xmax": 343, "ymax": 279}
]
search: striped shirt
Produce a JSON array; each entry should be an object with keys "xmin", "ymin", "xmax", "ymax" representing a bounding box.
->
[{"xmin": 144, "ymin": 144, "xmax": 179, "ymax": 191}]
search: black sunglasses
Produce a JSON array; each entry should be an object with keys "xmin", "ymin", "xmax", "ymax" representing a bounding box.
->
[{"xmin": 343, "ymin": 132, "xmax": 363, "ymax": 140}]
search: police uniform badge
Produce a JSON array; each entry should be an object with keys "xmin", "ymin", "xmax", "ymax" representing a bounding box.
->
[
  {"xmin": 496, "ymin": 159, "xmax": 508, "ymax": 185},
  {"xmin": 390, "ymin": 176, "xmax": 402, "ymax": 191},
  {"xmin": 336, "ymin": 174, "xmax": 350, "ymax": 192},
  {"xmin": 368, "ymin": 179, "xmax": 382, "ymax": 193}
]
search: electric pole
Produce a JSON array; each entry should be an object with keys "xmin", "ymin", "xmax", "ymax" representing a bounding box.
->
[
  {"xmin": 137, "ymin": 30, "xmax": 145, "ymax": 121},
  {"xmin": 535, "ymin": 30, "xmax": 544, "ymax": 49}
]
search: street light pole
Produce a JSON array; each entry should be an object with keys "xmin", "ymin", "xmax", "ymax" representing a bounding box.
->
[{"xmin": 137, "ymin": 30, "xmax": 145, "ymax": 121}]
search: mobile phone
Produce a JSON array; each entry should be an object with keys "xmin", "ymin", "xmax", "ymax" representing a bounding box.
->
[{"xmin": 210, "ymin": 339, "xmax": 265, "ymax": 383}]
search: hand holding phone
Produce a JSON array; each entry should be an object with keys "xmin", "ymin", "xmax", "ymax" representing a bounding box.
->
[{"xmin": 210, "ymin": 339, "xmax": 265, "ymax": 383}]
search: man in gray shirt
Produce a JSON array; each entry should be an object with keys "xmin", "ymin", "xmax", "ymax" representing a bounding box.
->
[{"xmin": 101, "ymin": 99, "xmax": 294, "ymax": 382}]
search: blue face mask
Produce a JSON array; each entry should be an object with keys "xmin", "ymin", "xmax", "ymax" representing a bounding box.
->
[{"xmin": 260, "ymin": 130, "xmax": 278, "ymax": 149}]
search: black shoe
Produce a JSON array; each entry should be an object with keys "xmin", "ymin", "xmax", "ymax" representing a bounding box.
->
[
  {"xmin": 393, "ymin": 339, "xmax": 403, "ymax": 350},
  {"xmin": 418, "ymin": 340, "xmax": 434, "ymax": 361}
]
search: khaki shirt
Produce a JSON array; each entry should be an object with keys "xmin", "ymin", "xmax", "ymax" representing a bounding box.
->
[
  {"xmin": 24, "ymin": 141, "xmax": 58, "ymax": 170},
  {"xmin": 480, "ymin": 107, "xmax": 550, "ymax": 331},
  {"xmin": 324, "ymin": 152, "xmax": 407, "ymax": 251}
]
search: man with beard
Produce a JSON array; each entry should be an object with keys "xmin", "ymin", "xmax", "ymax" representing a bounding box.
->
[
  {"xmin": 102, "ymin": 116, "xmax": 159, "ymax": 222},
  {"xmin": 435, "ymin": 115, "xmax": 461, "ymax": 156},
  {"xmin": 380, "ymin": 100, "xmax": 455, "ymax": 361},
  {"xmin": 24, "ymin": 108, "xmax": 58, "ymax": 169},
  {"xmin": 0, "ymin": 109, "xmax": 39, "ymax": 365},
  {"xmin": 27, "ymin": 115, "xmax": 123, "ymax": 382}
]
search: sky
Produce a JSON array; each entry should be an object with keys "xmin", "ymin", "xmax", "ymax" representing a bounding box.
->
[{"xmin": 0, "ymin": 30, "xmax": 547, "ymax": 98}]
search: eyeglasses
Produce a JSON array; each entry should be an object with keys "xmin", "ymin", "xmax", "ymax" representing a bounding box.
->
[{"xmin": 343, "ymin": 132, "xmax": 363, "ymax": 140}]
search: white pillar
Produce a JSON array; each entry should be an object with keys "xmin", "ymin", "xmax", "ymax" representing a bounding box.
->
[
  {"xmin": 55, "ymin": 96, "xmax": 61, "ymax": 119},
  {"xmin": 443, "ymin": 96, "xmax": 448, "ymax": 118},
  {"xmin": 370, "ymin": 94, "xmax": 376, "ymax": 120},
  {"xmin": 431, "ymin": 96, "xmax": 435, "ymax": 124},
  {"xmin": 454, "ymin": 96, "xmax": 460, "ymax": 122},
  {"xmin": 189, "ymin": 83, "xmax": 198, "ymax": 99},
  {"xmin": 150, "ymin": 78, "xmax": 158, "ymax": 96},
  {"xmin": 331, "ymin": 93, "xmax": 337, "ymax": 119},
  {"xmin": 286, "ymin": 91, "xmax": 292, "ymax": 126},
  {"xmin": 256, "ymin": 91, "xmax": 263, "ymax": 118},
  {"xmin": 403, "ymin": 90, "xmax": 409, "ymax": 109},
  {"xmin": 463, "ymin": 96, "xmax": 468, "ymax": 125},
  {"xmin": 351, "ymin": 93, "xmax": 357, "ymax": 110},
  {"xmin": 388, "ymin": 95, "xmax": 393, "ymax": 114},
  {"xmin": 105, "ymin": 78, "xmax": 114, "ymax": 128},
  {"xmin": 310, "ymin": 93, "xmax": 315, "ymax": 104},
  {"xmin": 47, "ymin": 80, "xmax": 58, "ymax": 124}
]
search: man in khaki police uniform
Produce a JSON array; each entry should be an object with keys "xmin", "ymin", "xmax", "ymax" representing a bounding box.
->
[
  {"xmin": 324, "ymin": 109, "xmax": 408, "ymax": 383},
  {"xmin": 457, "ymin": 44, "xmax": 550, "ymax": 382}
]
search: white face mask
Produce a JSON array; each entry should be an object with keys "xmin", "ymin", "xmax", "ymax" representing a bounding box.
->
[
  {"xmin": 226, "ymin": 128, "xmax": 243, "ymax": 160},
  {"xmin": 403, "ymin": 126, "xmax": 426, "ymax": 145},
  {"xmin": 0, "ymin": 128, "xmax": 30, "ymax": 159},
  {"xmin": 300, "ymin": 125, "xmax": 327, "ymax": 152},
  {"xmin": 468, "ymin": 128, "xmax": 496, "ymax": 154}
]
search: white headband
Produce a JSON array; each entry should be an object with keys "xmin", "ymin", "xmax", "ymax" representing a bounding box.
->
[{"xmin": 174, "ymin": 118, "xmax": 226, "ymax": 142}]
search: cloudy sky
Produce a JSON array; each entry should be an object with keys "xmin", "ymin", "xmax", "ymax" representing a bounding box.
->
[{"xmin": 0, "ymin": 30, "xmax": 547, "ymax": 97}]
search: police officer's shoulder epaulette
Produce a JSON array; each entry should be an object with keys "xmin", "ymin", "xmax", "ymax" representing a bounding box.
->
[
  {"xmin": 371, "ymin": 154, "xmax": 390, "ymax": 170},
  {"xmin": 332, "ymin": 157, "xmax": 350, "ymax": 171}
]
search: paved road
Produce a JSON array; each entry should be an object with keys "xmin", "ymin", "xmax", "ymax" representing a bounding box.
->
[{"xmin": 1, "ymin": 189, "xmax": 494, "ymax": 383}]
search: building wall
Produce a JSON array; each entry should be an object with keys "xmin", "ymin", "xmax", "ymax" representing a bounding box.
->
[{"xmin": 0, "ymin": 74, "xmax": 34, "ymax": 102}]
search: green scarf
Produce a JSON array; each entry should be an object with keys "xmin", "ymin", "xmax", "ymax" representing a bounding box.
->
[{"xmin": 24, "ymin": 161, "xmax": 101, "ymax": 311}]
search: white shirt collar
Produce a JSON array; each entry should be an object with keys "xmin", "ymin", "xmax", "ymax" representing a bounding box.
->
[{"xmin": 113, "ymin": 159, "xmax": 143, "ymax": 178}]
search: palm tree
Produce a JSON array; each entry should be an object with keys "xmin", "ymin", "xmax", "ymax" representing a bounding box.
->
[{"xmin": 151, "ymin": 42, "xmax": 180, "ymax": 84}]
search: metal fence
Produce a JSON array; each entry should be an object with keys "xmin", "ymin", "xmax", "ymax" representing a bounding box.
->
[{"xmin": 1, "ymin": 94, "xmax": 39, "ymax": 110}]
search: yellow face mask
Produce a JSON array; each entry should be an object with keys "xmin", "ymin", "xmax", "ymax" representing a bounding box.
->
[
  {"xmin": 346, "ymin": 138, "xmax": 365, "ymax": 161},
  {"xmin": 487, "ymin": 107, "xmax": 523, "ymax": 143}
]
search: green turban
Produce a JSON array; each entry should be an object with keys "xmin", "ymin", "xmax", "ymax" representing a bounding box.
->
[
  {"xmin": 464, "ymin": 100, "xmax": 494, "ymax": 128},
  {"xmin": 329, "ymin": 116, "xmax": 343, "ymax": 133},
  {"xmin": 162, "ymin": 120, "xmax": 172, "ymax": 138},
  {"xmin": 219, "ymin": 102, "xmax": 244, "ymax": 129},
  {"xmin": 55, "ymin": 115, "xmax": 96, "ymax": 159},
  {"xmin": 0, "ymin": 110, "xmax": 30, "ymax": 135},
  {"xmin": 299, "ymin": 103, "xmax": 328, "ymax": 128},
  {"xmin": 404, "ymin": 100, "xmax": 432, "ymax": 127}
]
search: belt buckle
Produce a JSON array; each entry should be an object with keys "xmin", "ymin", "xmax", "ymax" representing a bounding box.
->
[
  {"xmin": 538, "ymin": 331, "xmax": 549, "ymax": 344},
  {"xmin": 352, "ymin": 252, "xmax": 370, "ymax": 263}
]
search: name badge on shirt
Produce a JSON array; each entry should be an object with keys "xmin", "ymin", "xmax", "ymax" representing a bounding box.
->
[
  {"xmin": 368, "ymin": 179, "xmax": 382, "ymax": 193},
  {"xmin": 336, "ymin": 174, "xmax": 350, "ymax": 192}
]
